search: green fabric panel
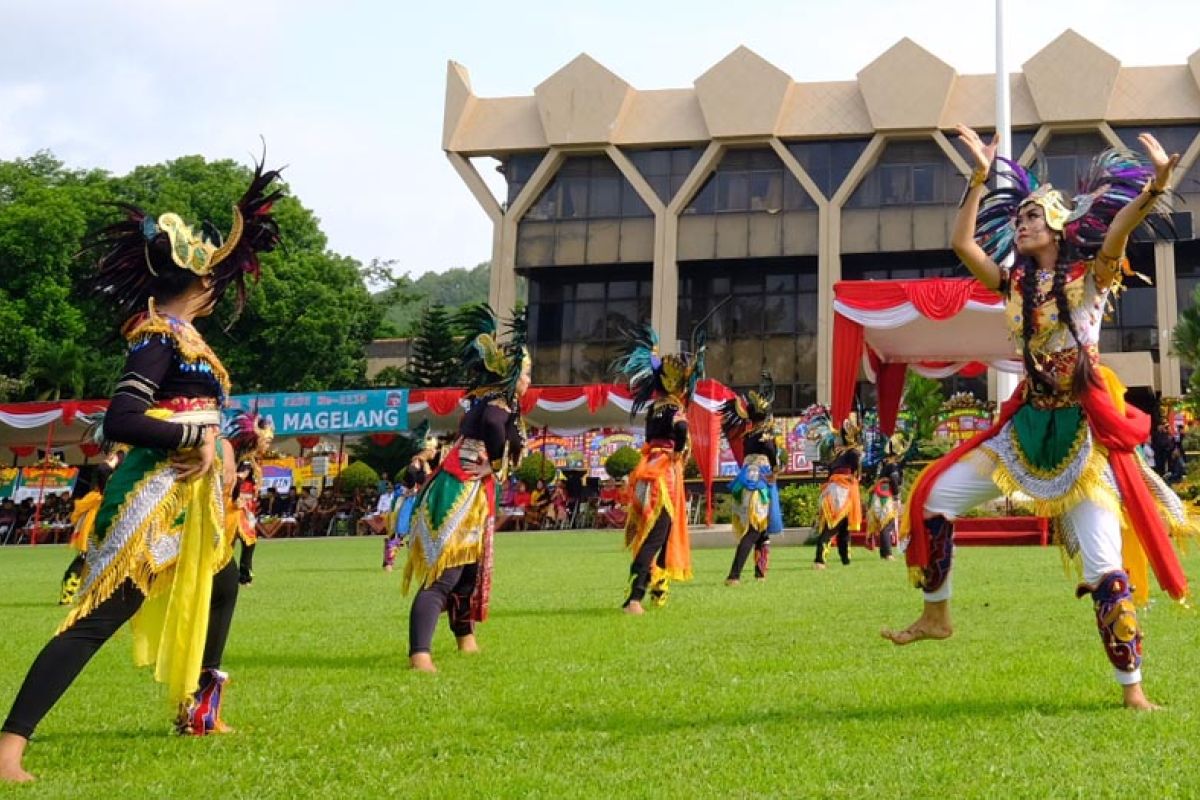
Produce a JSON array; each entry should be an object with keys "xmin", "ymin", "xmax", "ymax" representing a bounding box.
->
[
  {"xmin": 91, "ymin": 446, "xmax": 169, "ymax": 546},
  {"xmin": 418, "ymin": 471, "xmax": 480, "ymax": 531},
  {"xmin": 1011, "ymin": 405, "xmax": 1084, "ymax": 472}
]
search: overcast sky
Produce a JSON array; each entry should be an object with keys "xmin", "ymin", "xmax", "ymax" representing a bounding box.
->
[{"xmin": 2, "ymin": 0, "xmax": 1195, "ymax": 280}]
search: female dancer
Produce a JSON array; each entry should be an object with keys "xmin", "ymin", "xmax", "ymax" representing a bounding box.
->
[
  {"xmin": 721, "ymin": 373, "xmax": 784, "ymax": 584},
  {"xmin": 613, "ymin": 324, "xmax": 706, "ymax": 614},
  {"xmin": 864, "ymin": 433, "xmax": 908, "ymax": 560},
  {"xmin": 0, "ymin": 161, "xmax": 281, "ymax": 781},
  {"xmin": 813, "ymin": 414, "xmax": 863, "ymax": 569},
  {"xmin": 224, "ymin": 412, "xmax": 275, "ymax": 585},
  {"xmin": 403, "ymin": 306, "xmax": 528, "ymax": 672},
  {"xmin": 882, "ymin": 125, "xmax": 1191, "ymax": 710},
  {"xmin": 383, "ymin": 430, "xmax": 439, "ymax": 571}
]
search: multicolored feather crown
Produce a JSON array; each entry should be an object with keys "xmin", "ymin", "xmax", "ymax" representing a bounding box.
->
[
  {"xmin": 88, "ymin": 154, "xmax": 284, "ymax": 322},
  {"xmin": 224, "ymin": 411, "xmax": 275, "ymax": 458},
  {"xmin": 613, "ymin": 323, "xmax": 708, "ymax": 417},
  {"xmin": 457, "ymin": 304, "xmax": 530, "ymax": 400},
  {"xmin": 974, "ymin": 150, "xmax": 1172, "ymax": 264}
]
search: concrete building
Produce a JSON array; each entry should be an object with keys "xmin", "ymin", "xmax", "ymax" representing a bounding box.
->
[{"xmin": 443, "ymin": 30, "xmax": 1200, "ymax": 413}]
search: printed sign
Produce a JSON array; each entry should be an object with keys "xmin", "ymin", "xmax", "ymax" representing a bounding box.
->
[{"xmin": 225, "ymin": 389, "xmax": 409, "ymax": 436}]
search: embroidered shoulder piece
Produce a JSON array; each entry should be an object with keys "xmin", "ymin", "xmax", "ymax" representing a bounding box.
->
[{"xmin": 121, "ymin": 303, "xmax": 231, "ymax": 399}]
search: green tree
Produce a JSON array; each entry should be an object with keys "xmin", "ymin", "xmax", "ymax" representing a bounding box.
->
[
  {"xmin": 0, "ymin": 152, "xmax": 117, "ymax": 398},
  {"xmin": 24, "ymin": 341, "xmax": 87, "ymax": 400},
  {"xmin": 901, "ymin": 372, "xmax": 946, "ymax": 452},
  {"xmin": 1172, "ymin": 285, "xmax": 1200, "ymax": 407},
  {"xmin": 0, "ymin": 151, "xmax": 386, "ymax": 398},
  {"xmin": 404, "ymin": 304, "xmax": 461, "ymax": 387},
  {"xmin": 380, "ymin": 262, "xmax": 492, "ymax": 334}
]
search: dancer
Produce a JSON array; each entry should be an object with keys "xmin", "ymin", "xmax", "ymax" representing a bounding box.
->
[
  {"xmin": 882, "ymin": 125, "xmax": 1191, "ymax": 711},
  {"xmin": 0, "ymin": 159, "xmax": 282, "ymax": 782},
  {"xmin": 613, "ymin": 323, "xmax": 706, "ymax": 614},
  {"xmin": 383, "ymin": 428, "xmax": 440, "ymax": 572},
  {"xmin": 403, "ymin": 306, "xmax": 528, "ymax": 672},
  {"xmin": 224, "ymin": 412, "xmax": 275, "ymax": 585},
  {"xmin": 721, "ymin": 372, "xmax": 784, "ymax": 584},
  {"xmin": 864, "ymin": 433, "xmax": 908, "ymax": 560},
  {"xmin": 813, "ymin": 414, "xmax": 863, "ymax": 569}
]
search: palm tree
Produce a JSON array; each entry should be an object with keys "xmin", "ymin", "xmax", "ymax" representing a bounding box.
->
[{"xmin": 24, "ymin": 341, "xmax": 87, "ymax": 401}]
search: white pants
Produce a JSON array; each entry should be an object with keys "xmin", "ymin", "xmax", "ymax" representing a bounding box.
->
[{"xmin": 922, "ymin": 452, "xmax": 1138, "ymax": 685}]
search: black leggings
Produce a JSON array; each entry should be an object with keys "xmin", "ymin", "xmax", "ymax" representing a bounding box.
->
[
  {"xmin": 814, "ymin": 520, "xmax": 851, "ymax": 565},
  {"xmin": 2, "ymin": 560, "xmax": 240, "ymax": 739},
  {"xmin": 728, "ymin": 528, "xmax": 769, "ymax": 580},
  {"xmin": 239, "ymin": 540, "xmax": 256, "ymax": 583},
  {"xmin": 625, "ymin": 512, "xmax": 671, "ymax": 605},
  {"xmin": 408, "ymin": 563, "xmax": 477, "ymax": 656}
]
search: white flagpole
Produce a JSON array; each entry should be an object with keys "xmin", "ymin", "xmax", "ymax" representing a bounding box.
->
[{"xmin": 994, "ymin": 0, "xmax": 1020, "ymax": 403}]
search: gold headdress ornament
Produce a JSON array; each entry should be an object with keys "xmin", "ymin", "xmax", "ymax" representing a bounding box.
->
[
  {"xmin": 1019, "ymin": 184, "xmax": 1072, "ymax": 232},
  {"xmin": 150, "ymin": 206, "xmax": 246, "ymax": 277}
]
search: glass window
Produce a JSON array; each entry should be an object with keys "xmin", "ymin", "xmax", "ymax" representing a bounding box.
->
[
  {"xmin": 912, "ymin": 164, "xmax": 939, "ymax": 203},
  {"xmin": 588, "ymin": 176, "xmax": 620, "ymax": 218},
  {"xmin": 717, "ymin": 172, "xmax": 749, "ymax": 212},
  {"xmin": 608, "ymin": 280, "xmax": 637, "ymax": 299},
  {"xmin": 576, "ymin": 282, "xmax": 604, "ymax": 301},
  {"xmin": 621, "ymin": 182, "xmax": 653, "ymax": 217}
]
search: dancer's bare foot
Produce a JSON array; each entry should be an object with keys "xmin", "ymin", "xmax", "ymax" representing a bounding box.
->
[
  {"xmin": 813, "ymin": 563, "xmax": 826, "ymax": 570},
  {"xmin": 410, "ymin": 652, "xmax": 437, "ymax": 673},
  {"xmin": 1123, "ymin": 683, "xmax": 1162, "ymax": 711},
  {"xmin": 456, "ymin": 634, "xmax": 480, "ymax": 654},
  {"xmin": 623, "ymin": 601, "xmax": 645, "ymax": 615},
  {"xmin": 725, "ymin": 578, "xmax": 740, "ymax": 586},
  {"xmin": 0, "ymin": 733, "xmax": 34, "ymax": 783},
  {"xmin": 383, "ymin": 564, "xmax": 393, "ymax": 573},
  {"xmin": 881, "ymin": 601, "xmax": 953, "ymax": 645},
  {"xmin": 884, "ymin": 555, "xmax": 895, "ymax": 561},
  {"xmin": 755, "ymin": 577, "xmax": 766, "ymax": 583},
  {"xmin": 210, "ymin": 720, "xmax": 236, "ymax": 734}
]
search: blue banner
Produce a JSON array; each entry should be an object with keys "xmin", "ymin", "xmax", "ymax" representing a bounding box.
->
[{"xmin": 225, "ymin": 389, "xmax": 409, "ymax": 436}]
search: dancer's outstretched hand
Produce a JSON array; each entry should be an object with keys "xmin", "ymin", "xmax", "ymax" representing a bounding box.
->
[
  {"xmin": 956, "ymin": 123, "xmax": 999, "ymax": 173},
  {"xmin": 1138, "ymin": 132, "xmax": 1179, "ymax": 188}
]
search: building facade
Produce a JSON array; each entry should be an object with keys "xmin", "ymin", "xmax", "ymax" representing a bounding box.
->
[{"xmin": 443, "ymin": 31, "xmax": 1200, "ymax": 414}]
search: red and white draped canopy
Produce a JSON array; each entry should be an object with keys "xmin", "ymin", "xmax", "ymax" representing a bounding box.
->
[{"xmin": 832, "ymin": 277, "xmax": 1021, "ymax": 434}]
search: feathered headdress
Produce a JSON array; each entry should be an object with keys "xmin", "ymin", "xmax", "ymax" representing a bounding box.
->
[
  {"xmin": 87, "ymin": 154, "xmax": 284, "ymax": 323},
  {"xmin": 457, "ymin": 304, "xmax": 530, "ymax": 400},
  {"xmin": 720, "ymin": 371, "xmax": 775, "ymax": 441},
  {"xmin": 612, "ymin": 299, "xmax": 726, "ymax": 417},
  {"xmin": 974, "ymin": 151, "xmax": 1173, "ymax": 264},
  {"xmin": 224, "ymin": 411, "xmax": 275, "ymax": 458}
]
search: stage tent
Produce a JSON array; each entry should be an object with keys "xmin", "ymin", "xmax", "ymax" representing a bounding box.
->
[{"xmin": 832, "ymin": 277, "xmax": 1022, "ymax": 435}]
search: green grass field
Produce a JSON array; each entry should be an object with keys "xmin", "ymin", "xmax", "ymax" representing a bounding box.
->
[{"xmin": 2, "ymin": 533, "xmax": 1199, "ymax": 798}]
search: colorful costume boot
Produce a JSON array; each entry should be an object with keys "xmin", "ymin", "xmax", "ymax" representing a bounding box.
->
[
  {"xmin": 176, "ymin": 668, "xmax": 231, "ymax": 736},
  {"xmin": 1078, "ymin": 571, "xmax": 1143, "ymax": 677}
]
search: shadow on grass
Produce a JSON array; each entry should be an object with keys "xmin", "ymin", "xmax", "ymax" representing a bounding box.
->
[{"xmin": 525, "ymin": 695, "xmax": 1115, "ymax": 735}]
